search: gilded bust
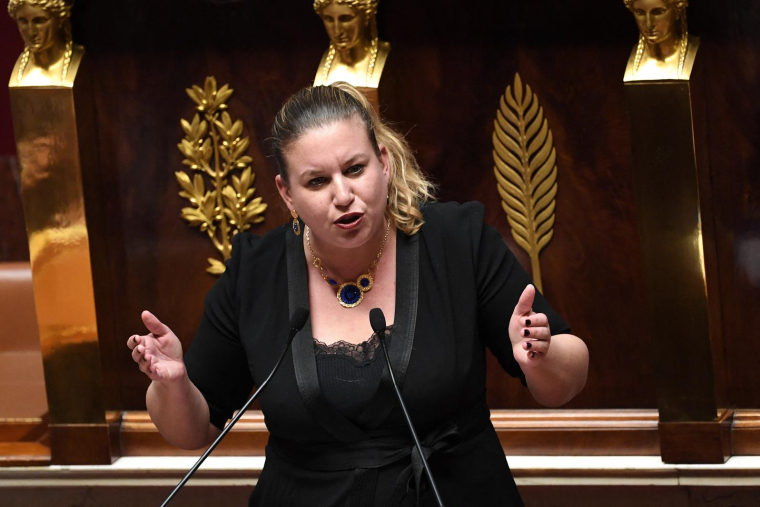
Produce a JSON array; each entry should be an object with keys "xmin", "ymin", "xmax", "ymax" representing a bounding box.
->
[
  {"xmin": 8, "ymin": 0, "xmax": 84, "ymax": 87},
  {"xmin": 313, "ymin": 0, "xmax": 390, "ymax": 88},
  {"xmin": 623, "ymin": 0, "xmax": 699, "ymax": 81}
]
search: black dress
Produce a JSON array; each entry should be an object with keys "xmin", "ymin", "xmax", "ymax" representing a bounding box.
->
[{"xmin": 184, "ymin": 201, "xmax": 570, "ymax": 506}]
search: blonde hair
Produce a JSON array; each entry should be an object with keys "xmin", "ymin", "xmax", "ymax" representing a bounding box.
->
[{"xmin": 271, "ymin": 83, "xmax": 435, "ymax": 236}]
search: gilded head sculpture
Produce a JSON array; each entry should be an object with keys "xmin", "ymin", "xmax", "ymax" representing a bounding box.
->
[
  {"xmin": 312, "ymin": 0, "xmax": 389, "ymax": 89},
  {"xmin": 8, "ymin": 0, "xmax": 73, "ymax": 52},
  {"xmin": 624, "ymin": 0, "xmax": 688, "ymax": 45},
  {"xmin": 623, "ymin": 0, "xmax": 695, "ymax": 80},
  {"xmin": 313, "ymin": 0, "xmax": 379, "ymax": 51}
]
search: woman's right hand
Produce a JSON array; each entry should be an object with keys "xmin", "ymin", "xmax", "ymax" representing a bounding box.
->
[{"xmin": 127, "ymin": 311, "xmax": 186, "ymax": 383}]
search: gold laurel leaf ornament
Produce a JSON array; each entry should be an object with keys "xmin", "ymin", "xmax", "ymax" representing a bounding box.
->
[
  {"xmin": 492, "ymin": 73, "xmax": 558, "ymax": 293},
  {"xmin": 176, "ymin": 76, "xmax": 267, "ymax": 275}
]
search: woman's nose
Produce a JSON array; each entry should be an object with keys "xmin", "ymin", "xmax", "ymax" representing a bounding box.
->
[{"xmin": 332, "ymin": 177, "xmax": 354, "ymax": 207}]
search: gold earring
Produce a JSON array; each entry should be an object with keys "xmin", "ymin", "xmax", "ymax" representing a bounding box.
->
[{"xmin": 291, "ymin": 209, "xmax": 301, "ymax": 236}]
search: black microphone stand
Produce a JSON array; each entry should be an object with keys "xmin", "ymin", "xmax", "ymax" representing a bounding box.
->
[
  {"xmin": 370, "ymin": 308, "xmax": 445, "ymax": 507},
  {"xmin": 160, "ymin": 307, "xmax": 309, "ymax": 507}
]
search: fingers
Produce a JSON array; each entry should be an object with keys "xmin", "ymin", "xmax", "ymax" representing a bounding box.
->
[
  {"xmin": 141, "ymin": 310, "xmax": 170, "ymax": 337},
  {"xmin": 520, "ymin": 313, "xmax": 547, "ymax": 329},
  {"xmin": 126, "ymin": 334, "xmax": 140, "ymax": 350},
  {"xmin": 512, "ymin": 284, "xmax": 535, "ymax": 316},
  {"xmin": 129, "ymin": 337, "xmax": 153, "ymax": 368},
  {"xmin": 128, "ymin": 318, "xmax": 160, "ymax": 378},
  {"xmin": 138, "ymin": 353, "xmax": 155, "ymax": 375},
  {"xmin": 518, "ymin": 310, "xmax": 551, "ymax": 361},
  {"xmin": 131, "ymin": 341, "xmax": 146, "ymax": 363},
  {"xmin": 521, "ymin": 336, "xmax": 550, "ymax": 355}
]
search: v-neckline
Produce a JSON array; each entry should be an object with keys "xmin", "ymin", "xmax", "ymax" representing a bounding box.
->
[{"xmin": 285, "ymin": 226, "xmax": 420, "ymax": 443}]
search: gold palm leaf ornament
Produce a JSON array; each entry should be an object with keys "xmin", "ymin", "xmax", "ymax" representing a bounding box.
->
[
  {"xmin": 176, "ymin": 76, "xmax": 267, "ymax": 275},
  {"xmin": 492, "ymin": 73, "xmax": 558, "ymax": 293}
]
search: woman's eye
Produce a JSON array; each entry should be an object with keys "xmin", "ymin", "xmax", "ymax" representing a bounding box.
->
[
  {"xmin": 346, "ymin": 164, "xmax": 364, "ymax": 175},
  {"xmin": 651, "ymin": 8, "xmax": 666, "ymax": 15},
  {"xmin": 308, "ymin": 177, "xmax": 327, "ymax": 187},
  {"xmin": 339, "ymin": 15, "xmax": 355, "ymax": 22}
]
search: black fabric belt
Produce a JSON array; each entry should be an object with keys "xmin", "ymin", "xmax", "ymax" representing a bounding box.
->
[{"xmin": 268, "ymin": 403, "xmax": 492, "ymax": 507}]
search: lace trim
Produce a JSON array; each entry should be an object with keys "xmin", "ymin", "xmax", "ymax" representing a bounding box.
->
[{"xmin": 313, "ymin": 326, "xmax": 393, "ymax": 367}]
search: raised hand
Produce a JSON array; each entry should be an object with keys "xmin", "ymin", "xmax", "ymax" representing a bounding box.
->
[
  {"xmin": 127, "ymin": 311, "xmax": 186, "ymax": 383},
  {"xmin": 509, "ymin": 284, "xmax": 551, "ymax": 367}
]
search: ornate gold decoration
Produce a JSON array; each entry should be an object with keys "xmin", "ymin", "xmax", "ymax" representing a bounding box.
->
[
  {"xmin": 622, "ymin": 0, "xmax": 699, "ymax": 82},
  {"xmin": 8, "ymin": 0, "xmax": 84, "ymax": 88},
  {"xmin": 492, "ymin": 73, "xmax": 557, "ymax": 293},
  {"xmin": 312, "ymin": 0, "xmax": 390, "ymax": 89},
  {"xmin": 176, "ymin": 76, "xmax": 267, "ymax": 275}
]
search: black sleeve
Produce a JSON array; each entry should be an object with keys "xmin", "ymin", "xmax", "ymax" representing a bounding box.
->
[
  {"xmin": 471, "ymin": 204, "xmax": 571, "ymax": 386},
  {"xmin": 184, "ymin": 233, "xmax": 257, "ymax": 430}
]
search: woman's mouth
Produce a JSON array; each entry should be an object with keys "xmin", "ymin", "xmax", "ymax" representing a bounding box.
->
[{"xmin": 335, "ymin": 213, "xmax": 364, "ymax": 229}]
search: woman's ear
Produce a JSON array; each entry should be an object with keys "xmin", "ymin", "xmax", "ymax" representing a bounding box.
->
[
  {"xmin": 378, "ymin": 144, "xmax": 390, "ymax": 183},
  {"xmin": 275, "ymin": 175, "xmax": 294, "ymax": 210}
]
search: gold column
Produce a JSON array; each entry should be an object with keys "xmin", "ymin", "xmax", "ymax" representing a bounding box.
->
[
  {"xmin": 622, "ymin": 0, "xmax": 729, "ymax": 465},
  {"xmin": 9, "ymin": 71, "xmax": 118, "ymax": 465},
  {"xmin": 624, "ymin": 66, "xmax": 730, "ymax": 465},
  {"xmin": 9, "ymin": 82, "xmax": 119, "ymax": 465}
]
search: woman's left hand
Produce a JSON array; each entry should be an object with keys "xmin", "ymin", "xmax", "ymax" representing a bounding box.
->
[{"xmin": 509, "ymin": 284, "xmax": 551, "ymax": 366}]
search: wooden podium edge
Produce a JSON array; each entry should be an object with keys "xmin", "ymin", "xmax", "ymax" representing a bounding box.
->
[
  {"xmin": 5, "ymin": 409, "xmax": 760, "ymax": 464},
  {"xmin": 120, "ymin": 409, "xmax": 663, "ymax": 457}
]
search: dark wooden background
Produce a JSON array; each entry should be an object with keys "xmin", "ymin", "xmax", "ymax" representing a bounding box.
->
[{"xmin": 1, "ymin": 0, "xmax": 758, "ymax": 412}]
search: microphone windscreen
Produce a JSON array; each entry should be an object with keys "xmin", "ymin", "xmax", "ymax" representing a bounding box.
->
[
  {"xmin": 369, "ymin": 308, "xmax": 387, "ymax": 334},
  {"xmin": 290, "ymin": 307, "xmax": 310, "ymax": 332}
]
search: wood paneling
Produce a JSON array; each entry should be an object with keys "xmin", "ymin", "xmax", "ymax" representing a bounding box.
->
[
  {"xmin": 731, "ymin": 410, "xmax": 760, "ymax": 455},
  {"xmin": 120, "ymin": 411, "xmax": 269, "ymax": 457},
  {"xmin": 118, "ymin": 409, "xmax": 760, "ymax": 459},
  {"xmin": 64, "ymin": 0, "xmax": 657, "ymax": 412},
  {"xmin": 0, "ymin": 0, "xmax": 757, "ymax": 424},
  {"xmin": 0, "ymin": 443, "xmax": 50, "ymax": 467},
  {"xmin": 119, "ymin": 409, "xmax": 661, "ymax": 457},
  {"xmin": 0, "ymin": 157, "xmax": 28, "ymax": 262},
  {"xmin": 697, "ymin": 2, "xmax": 760, "ymax": 408},
  {"xmin": 492, "ymin": 409, "xmax": 660, "ymax": 456},
  {"xmin": 0, "ymin": 417, "xmax": 50, "ymax": 468},
  {"xmin": 658, "ymin": 410, "xmax": 733, "ymax": 464},
  {"xmin": 0, "ymin": 15, "xmax": 24, "ymax": 155}
]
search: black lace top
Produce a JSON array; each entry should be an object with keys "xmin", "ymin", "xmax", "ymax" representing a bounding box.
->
[{"xmin": 313, "ymin": 327, "xmax": 392, "ymax": 421}]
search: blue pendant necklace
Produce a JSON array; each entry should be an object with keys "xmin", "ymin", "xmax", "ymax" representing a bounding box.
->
[{"xmin": 305, "ymin": 221, "xmax": 391, "ymax": 308}]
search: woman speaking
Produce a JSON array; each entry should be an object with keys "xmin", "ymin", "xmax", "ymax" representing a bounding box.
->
[{"xmin": 127, "ymin": 82, "xmax": 589, "ymax": 506}]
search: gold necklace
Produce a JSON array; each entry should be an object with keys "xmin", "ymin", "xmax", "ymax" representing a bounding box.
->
[
  {"xmin": 321, "ymin": 37, "xmax": 379, "ymax": 85},
  {"xmin": 306, "ymin": 220, "xmax": 391, "ymax": 308},
  {"xmin": 17, "ymin": 39, "xmax": 74, "ymax": 84}
]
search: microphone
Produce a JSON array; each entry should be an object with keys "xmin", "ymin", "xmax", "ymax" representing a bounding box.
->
[
  {"xmin": 369, "ymin": 308, "xmax": 444, "ymax": 507},
  {"xmin": 161, "ymin": 307, "xmax": 309, "ymax": 507}
]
